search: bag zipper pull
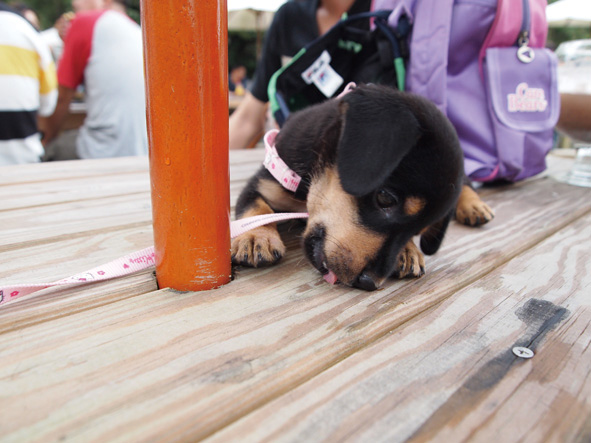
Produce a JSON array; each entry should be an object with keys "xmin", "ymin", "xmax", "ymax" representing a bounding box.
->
[
  {"xmin": 517, "ymin": 1, "xmax": 535, "ymax": 63},
  {"xmin": 517, "ymin": 31, "xmax": 535, "ymax": 63}
]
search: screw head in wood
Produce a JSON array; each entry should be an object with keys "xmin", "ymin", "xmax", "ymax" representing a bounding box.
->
[{"xmin": 512, "ymin": 346, "xmax": 534, "ymax": 359}]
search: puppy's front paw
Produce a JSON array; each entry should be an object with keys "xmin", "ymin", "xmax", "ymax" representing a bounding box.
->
[
  {"xmin": 392, "ymin": 241, "xmax": 425, "ymax": 279},
  {"xmin": 456, "ymin": 199, "xmax": 494, "ymax": 226},
  {"xmin": 231, "ymin": 226, "xmax": 286, "ymax": 267},
  {"xmin": 456, "ymin": 186, "xmax": 495, "ymax": 227}
]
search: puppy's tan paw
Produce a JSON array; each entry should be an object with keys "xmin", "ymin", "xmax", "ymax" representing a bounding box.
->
[
  {"xmin": 392, "ymin": 241, "xmax": 425, "ymax": 279},
  {"xmin": 456, "ymin": 185, "xmax": 495, "ymax": 227},
  {"xmin": 456, "ymin": 199, "xmax": 494, "ymax": 226},
  {"xmin": 231, "ymin": 226, "xmax": 286, "ymax": 267}
]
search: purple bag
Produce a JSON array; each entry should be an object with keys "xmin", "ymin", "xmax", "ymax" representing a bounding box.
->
[{"xmin": 372, "ymin": 0, "xmax": 560, "ymax": 182}]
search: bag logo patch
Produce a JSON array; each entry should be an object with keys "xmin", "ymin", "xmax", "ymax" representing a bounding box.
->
[
  {"xmin": 338, "ymin": 39, "xmax": 362, "ymax": 54},
  {"xmin": 507, "ymin": 82, "xmax": 548, "ymax": 113}
]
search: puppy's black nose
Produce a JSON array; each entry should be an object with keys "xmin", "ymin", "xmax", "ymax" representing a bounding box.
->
[
  {"xmin": 353, "ymin": 272, "xmax": 377, "ymax": 291},
  {"xmin": 304, "ymin": 225, "xmax": 326, "ymax": 268}
]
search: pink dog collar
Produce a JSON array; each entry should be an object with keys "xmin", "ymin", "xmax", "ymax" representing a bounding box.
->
[
  {"xmin": 263, "ymin": 129, "xmax": 302, "ymax": 192},
  {"xmin": 263, "ymin": 82, "xmax": 356, "ymax": 193}
]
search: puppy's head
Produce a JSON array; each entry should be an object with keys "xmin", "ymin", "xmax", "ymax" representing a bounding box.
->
[{"xmin": 303, "ymin": 84, "xmax": 463, "ymax": 290}]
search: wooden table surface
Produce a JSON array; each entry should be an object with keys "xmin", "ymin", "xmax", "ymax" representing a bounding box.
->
[{"xmin": 0, "ymin": 150, "xmax": 590, "ymax": 442}]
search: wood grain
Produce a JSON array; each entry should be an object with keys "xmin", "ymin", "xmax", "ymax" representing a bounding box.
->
[
  {"xmin": 210, "ymin": 213, "xmax": 591, "ymax": 443},
  {"xmin": 0, "ymin": 152, "xmax": 589, "ymax": 442},
  {"xmin": 0, "ymin": 226, "xmax": 154, "ymax": 283},
  {"xmin": 0, "ymin": 194, "xmax": 152, "ymax": 251},
  {"xmin": 0, "ymin": 156, "xmax": 149, "ymax": 186},
  {"xmin": 0, "ymin": 149, "xmax": 263, "ymax": 187}
]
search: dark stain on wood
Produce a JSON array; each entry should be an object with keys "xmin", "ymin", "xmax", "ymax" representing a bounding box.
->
[
  {"xmin": 514, "ymin": 298, "xmax": 569, "ymax": 351},
  {"xmin": 408, "ymin": 299, "xmax": 569, "ymax": 442}
]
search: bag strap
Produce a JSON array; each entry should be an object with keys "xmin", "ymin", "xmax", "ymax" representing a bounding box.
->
[
  {"xmin": 406, "ymin": 0, "xmax": 455, "ymax": 114},
  {"xmin": 478, "ymin": 0, "xmax": 519, "ymax": 76},
  {"xmin": 374, "ymin": 14, "xmax": 410, "ymax": 91}
]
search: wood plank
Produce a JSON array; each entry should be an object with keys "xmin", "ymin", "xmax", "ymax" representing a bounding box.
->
[
  {"xmin": 0, "ymin": 172, "xmax": 151, "ymax": 211},
  {"xmin": 0, "ymin": 150, "xmax": 262, "ymax": 211},
  {"xmin": 0, "ymin": 226, "xmax": 154, "ymax": 284},
  {"xmin": 0, "ymin": 149, "xmax": 264, "ymax": 187},
  {"xmin": 0, "ymin": 193, "xmax": 152, "ymax": 251},
  {"xmin": 0, "ymin": 226, "xmax": 157, "ymax": 334},
  {"xmin": 0, "ymin": 223, "xmax": 304, "ymax": 337},
  {"xmin": 229, "ymin": 147, "xmax": 265, "ymax": 166},
  {"xmin": 0, "ymin": 151, "xmax": 262, "ymax": 335},
  {"xmin": 0, "ymin": 157, "xmax": 149, "ymax": 186},
  {"xmin": 0, "ymin": 186, "xmax": 250, "ymax": 251},
  {"xmin": 0, "ymin": 270, "xmax": 157, "ymax": 336},
  {"xmin": 209, "ymin": 213, "xmax": 591, "ymax": 443},
  {"xmin": 0, "ymin": 162, "xmax": 260, "ymax": 251},
  {"xmin": 0, "ymin": 168, "xmax": 589, "ymax": 441}
]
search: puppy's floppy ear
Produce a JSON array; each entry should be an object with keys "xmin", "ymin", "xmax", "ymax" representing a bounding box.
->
[
  {"xmin": 337, "ymin": 92, "xmax": 420, "ymax": 196},
  {"xmin": 419, "ymin": 210, "xmax": 453, "ymax": 255}
]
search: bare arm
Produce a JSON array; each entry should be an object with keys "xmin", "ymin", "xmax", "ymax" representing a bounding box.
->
[
  {"xmin": 229, "ymin": 91, "xmax": 268, "ymax": 150},
  {"xmin": 556, "ymin": 93, "xmax": 591, "ymax": 142},
  {"xmin": 41, "ymin": 84, "xmax": 76, "ymax": 147}
]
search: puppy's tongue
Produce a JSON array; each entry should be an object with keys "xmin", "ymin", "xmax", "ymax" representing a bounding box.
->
[{"xmin": 323, "ymin": 269, "xmax": 338, "ymax": 285}]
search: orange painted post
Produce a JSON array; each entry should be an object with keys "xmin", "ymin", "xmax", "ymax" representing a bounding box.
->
[{"xmin": 141, "ymin": 0, "xmax": 231, "ymax": 291}]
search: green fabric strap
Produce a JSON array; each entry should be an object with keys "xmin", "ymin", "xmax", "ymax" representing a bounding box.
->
[
  {"xmin": 394, "ymin": 57, "xmax": 406, "ymax": 92},
  {"xmin": 268, "ymin": 47, "xmax": 307, "ymax": 115}
]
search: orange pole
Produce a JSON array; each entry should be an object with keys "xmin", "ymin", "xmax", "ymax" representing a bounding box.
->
[{"xmin": 141, "ymin": 0, "xmax": 231, "ymax": 291}]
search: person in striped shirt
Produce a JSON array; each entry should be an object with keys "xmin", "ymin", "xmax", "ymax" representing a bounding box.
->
[{"xmin": 0, "ymin": 2, "xmax": 57, "ymax": 165}]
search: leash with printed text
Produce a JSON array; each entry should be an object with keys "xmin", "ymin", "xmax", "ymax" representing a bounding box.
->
[{"xmin": 0, "ymin": 212, "xmax": 309, "ymax": 307}]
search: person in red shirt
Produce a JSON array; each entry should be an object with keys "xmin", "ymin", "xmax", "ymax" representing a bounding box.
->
[{"xmin": 42, "ymin": 0, "xmax": 147, "ymax": 159}]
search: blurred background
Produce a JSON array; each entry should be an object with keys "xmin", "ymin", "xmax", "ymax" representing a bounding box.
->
[
  {"xmin": 21, "ymin": 0, "xmax": 140, "ymax": 27},
  {"xmin": 17, "ymin": 0, "xmax": 261, "ymax": 80},
  {"xmin": 16, "ymin": 0, "xmax": 591, "ymax": 81},
  {"xmin": 546, "ymin": 0, "xmax": 591, "ymax": 49}
]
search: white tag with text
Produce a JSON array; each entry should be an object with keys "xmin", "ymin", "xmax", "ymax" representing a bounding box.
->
[{"xmin": 301, "ymin": 50, "xmax": 344, "ymax": 97}]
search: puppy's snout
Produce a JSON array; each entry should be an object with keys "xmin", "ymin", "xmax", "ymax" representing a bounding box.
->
[
  {"xmin": 305, "ymin": 224, "xmax": 383, "ymax": 290},
  {"xmin": 304, "ymin": 225, "xmax": 327, "ymax": 270},
  {"xmin": 353, "ymin": 272, "xmax": 378, "ymax": 291}
]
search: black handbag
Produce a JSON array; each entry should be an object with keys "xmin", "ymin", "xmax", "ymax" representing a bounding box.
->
[{"xmin": 267, "ymin": 10, "xmax": 410, "ymax": 126}]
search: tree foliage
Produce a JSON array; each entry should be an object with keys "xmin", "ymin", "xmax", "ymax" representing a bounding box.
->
[
  {"xmin": 16, "ymin": 0, "xmax": 70, "ymax": 29},
  {"xmin": 547, "ymin": 0, "xmax": 591, "ymax": 48},
  {"xmin": 228, "ymin": 31, "xmax": 258, "ymax": 77},
  {"xmin": 11, "ymin": 0, "xmax": 140, "ymax": 29}
]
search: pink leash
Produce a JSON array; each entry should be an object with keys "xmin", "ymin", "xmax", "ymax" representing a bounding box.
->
[{"xmin": 0, "ymin": 213, "xmax": 308, "ymax": 307}]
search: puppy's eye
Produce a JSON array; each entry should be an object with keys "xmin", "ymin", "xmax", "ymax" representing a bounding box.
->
[{"xmin": 375, "ymin": 189, "xmax": 398, "ymax": 209}]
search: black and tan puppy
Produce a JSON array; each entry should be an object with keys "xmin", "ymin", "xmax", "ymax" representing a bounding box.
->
[{"xmin": 232, "ymin": 84, "xmax": 492, "ymax": 291}]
